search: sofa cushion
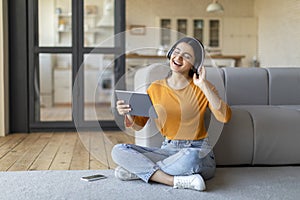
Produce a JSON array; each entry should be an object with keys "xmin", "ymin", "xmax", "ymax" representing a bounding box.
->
[
  {"xmin": 134, "ymin": 63, "xmax": 169, "ymax": 147},
  {"xmin": 214, "ymin": 107, "xmax": 254, "ymax": 165},
  {"xmin": 134, "ymin": 63, "xmax": 170, "ymax": 92},
  {"xmin": 267, "ymin": 67, "xmax": 300, "ymax": 105},
  {"xmin": 238, "ymin": 106, "xmax": 300, "ymax": 165},
  {"xmin": 223, "ymin": 68, "xmax": 269, "ymax": 105},
  {"xmin": 205, "ymin": 67, "xmax": 225, "ymax": 101},
  {"xmin": 135, "ymin": 118, "xmax": 164, "ymax": 148},
  {"xmin": 278, "ymin": 105, "xmax": 300, "ymax": 111}
]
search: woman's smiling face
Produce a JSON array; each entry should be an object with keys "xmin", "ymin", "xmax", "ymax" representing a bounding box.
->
[{"xmin": 170, "ymin": 42, "xmax": 195, "ymax": 76}]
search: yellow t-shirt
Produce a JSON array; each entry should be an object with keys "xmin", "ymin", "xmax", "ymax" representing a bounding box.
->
[{"xmin": 133, "ymin": 79, "xmax": 231, "ymax": 140}]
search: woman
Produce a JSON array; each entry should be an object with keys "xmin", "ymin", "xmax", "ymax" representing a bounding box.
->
[{"xmin": 112, "ymin": 37, "xmax": 231, "ymax": 191}]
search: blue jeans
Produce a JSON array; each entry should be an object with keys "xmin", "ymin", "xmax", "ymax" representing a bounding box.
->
[{"xmin": 111, "ymin": 138, "xmax": 216, "ymax": 183}]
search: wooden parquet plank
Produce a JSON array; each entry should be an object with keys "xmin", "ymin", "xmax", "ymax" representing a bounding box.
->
[
  {"xmin": 89, "ymin": 131, "xmax": 110, "ymax": 169},
  {"xmin": 69, "ymin": 137, "xmax": 90, "ymax": 170},
  {"xmin": 0, "ymin": 131, "xmax": 133, "ymax": 171},
  {"xmin": 0, "ymin": 135, "xmax": 15, "ymax": 148},
  {"xmin": 8, "ymin": 133, "xmax": 53, "ymax": 171},
  {"xmin": 103, "ymin": 131, "xmax": 135, "ymax": 169},
  {"xmin": 0, "ymin": 133, "xmax": 41, "ymax": 171},
  {"xmin": 29, "ymin": 132, "xmax": 65, "ymax": 170},
  {"xmin": 89, "ymin": 155, "xmax": 108, "ymax": 170},
  {"xmin": 49, "ymin": 132, "xmax": 77, "ymax": 170},
  {"xmin": 103, "ymin": 132, "xmax": 119, "ymax": 169},
  {"xmin": 0, "ymin": 134, "xmax": 27, "ymax": 159}
]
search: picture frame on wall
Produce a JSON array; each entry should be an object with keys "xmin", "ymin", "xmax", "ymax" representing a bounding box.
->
[{"xmin": 129, "ymin": 25, "xmax": 146, "ymax": 35}]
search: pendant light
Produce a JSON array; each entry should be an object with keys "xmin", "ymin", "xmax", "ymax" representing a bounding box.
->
[{"xmin": 206, "ymin": 0, "xmax": 224, "ymax": 13}]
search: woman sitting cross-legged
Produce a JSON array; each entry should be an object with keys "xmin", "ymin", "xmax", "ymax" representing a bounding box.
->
[{"xmin": 112, "ymin": 37, "xmax": 231, "ymax": 191}]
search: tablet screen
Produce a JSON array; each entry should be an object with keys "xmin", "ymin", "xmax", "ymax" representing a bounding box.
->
[{"xmin": 115, "ymin": 90, "xmax": 158, "ymax": 118}]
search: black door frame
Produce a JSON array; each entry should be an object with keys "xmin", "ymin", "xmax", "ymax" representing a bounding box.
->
[
  {"xmin": 9, "ymin": 0, "xmax": 29, "ymax": 133},
  {"xmin": 9, "ymin": 0, "xmax": 126, "ymax": 133}
]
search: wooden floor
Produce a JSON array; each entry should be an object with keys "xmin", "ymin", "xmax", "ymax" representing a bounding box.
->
[{"xmin": 0, "ymin": 131, "xmax": 134, "ymax": 171}]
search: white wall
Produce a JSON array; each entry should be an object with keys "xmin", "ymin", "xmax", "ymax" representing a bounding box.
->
[
  {"xmin": 127, "ymin": 0, "xmax": 255, "ymax": 24},
  {"xmin": 255, "ymin": 0, "xmax": 300, "ymax": 67},
  {"xmin": 127, "ymin": 0, "xmax": 300, "ymax": 68},
  {"xmin": 126, "ymin": 0, "xmax": 257, "ymax": 66},
  {"xmin": 0, "ymin": 0, "xmax": 9, "ymax": 136},
  {"xmin": 222, "ymin": 17, "xmax": 257, "ymax": 67}
]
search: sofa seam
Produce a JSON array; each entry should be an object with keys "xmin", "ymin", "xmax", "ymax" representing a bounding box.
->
[{"xmin": 246, "ymin": 109, "xmax": 256, "ymax": 166}]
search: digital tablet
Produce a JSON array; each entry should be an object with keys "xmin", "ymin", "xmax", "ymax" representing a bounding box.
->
[{"xmin": 115, "ymin": 90, "xmax": 158, "ymax": 118}]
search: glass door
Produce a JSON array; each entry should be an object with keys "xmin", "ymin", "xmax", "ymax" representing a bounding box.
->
[{"xmin": 28, "ymin": 0, "xmax": 125, "ymax": 131}]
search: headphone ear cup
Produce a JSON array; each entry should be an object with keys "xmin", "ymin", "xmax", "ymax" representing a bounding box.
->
[{"xmin": 166, "ymin": 47, "xmax": 174, "ymax": 59}]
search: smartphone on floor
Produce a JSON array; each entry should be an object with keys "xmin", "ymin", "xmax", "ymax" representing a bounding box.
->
[{"xmin": 81, "ymin": 174, "xmax": 107, "ymax": 182}]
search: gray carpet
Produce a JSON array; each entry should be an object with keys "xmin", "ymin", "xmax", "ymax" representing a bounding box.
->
[{"xmin": 0, "ymin": 167, "xmax": 300, "ymax": 200}]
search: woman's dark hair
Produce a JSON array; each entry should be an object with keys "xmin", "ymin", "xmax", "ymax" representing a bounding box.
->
[{"xmin": 166, "ymin": 37, "xmax": 205, "ymax": 78}]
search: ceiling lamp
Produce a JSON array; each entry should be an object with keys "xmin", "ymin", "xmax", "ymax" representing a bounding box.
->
[{"xmin": 206, "ymin": 0, "xmax": 224, "ymax": 13}]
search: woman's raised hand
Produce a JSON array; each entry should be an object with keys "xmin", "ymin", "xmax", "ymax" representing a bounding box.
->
[{"xmin": 193, "ymin": 66, "xmax": 206, "ymax": 88}]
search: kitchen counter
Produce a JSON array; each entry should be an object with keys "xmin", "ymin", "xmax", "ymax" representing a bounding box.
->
[
  {"xmin": 126, "ymin": 53, "xmax": 245, "ymax": 67},
  {"xmin": 208, "ymin": 54, "xmax": 245, "ymax": 67}
]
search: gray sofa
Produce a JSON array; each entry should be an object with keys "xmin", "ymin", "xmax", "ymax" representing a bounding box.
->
[{"xmin": 134, "ymin": 64, "xmax": 300, "ymax": 167}]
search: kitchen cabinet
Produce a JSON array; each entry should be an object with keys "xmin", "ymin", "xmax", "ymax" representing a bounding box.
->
[
  {"xmin": 158, "ymin": 17, "xmax": 221, "ymax": 50},
  {"xmin": 85, "ymin": 68, "xmax": 113, "ymax": 104},
  {"xmin": 54, "ymin": 69, "xmax": 72, "ymax": 105},
  {"xmin": 54, "ymin": 67, "xmax": 113, "ymax": 105},
  {"xmin": 39, "ymin": 54, "xmax": 54, "ymax": 107}
]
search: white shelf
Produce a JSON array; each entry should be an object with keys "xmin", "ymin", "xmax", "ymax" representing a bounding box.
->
[{"xmin": 55, "ymin": 13, "xmax": 100, "ymax": 45}]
